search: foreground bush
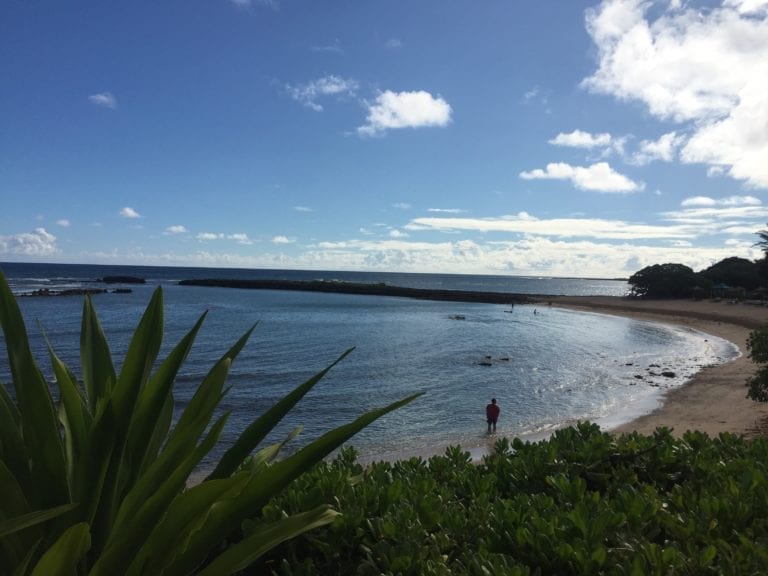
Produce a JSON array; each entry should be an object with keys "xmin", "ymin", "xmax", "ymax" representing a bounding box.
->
[
  {"xmin": 0, "ymin": 270, "xmax": 419, "ymax": 575},
  {"xmin": 255, "ymin": 423, "xmax": 768, "ymax": 575}
]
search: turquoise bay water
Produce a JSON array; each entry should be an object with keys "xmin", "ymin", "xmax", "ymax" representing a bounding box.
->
[{"xmin": 0, "ymin": 263, "xmax": 738, "ymax": 463}]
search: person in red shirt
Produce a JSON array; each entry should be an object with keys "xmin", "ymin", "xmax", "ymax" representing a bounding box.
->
[{"xmin": 486, "ymin": 398, "xmax": 500, "ymax": 433}]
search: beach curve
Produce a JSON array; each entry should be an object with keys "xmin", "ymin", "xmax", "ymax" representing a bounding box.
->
[{"xmin": 543, "ymin": 296, "xmax": 768, "ymax": 438}]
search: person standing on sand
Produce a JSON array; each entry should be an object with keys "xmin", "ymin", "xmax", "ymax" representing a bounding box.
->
[{"xmin": 486, "ymin": 398, "xmax": 500, "ymax": 433}]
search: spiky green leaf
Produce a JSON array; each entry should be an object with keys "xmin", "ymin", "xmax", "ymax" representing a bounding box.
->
[
  {"xmin": 29, "ymin": 522, "xmax": 90, "ymax": 576},
  {"xmin": 207, "ymin": 348, "xmax": 353, "ymax": 480},
  {"xmin": 0, "ymin": 270, "xmax": 67, "ymax": 507},
  {"xmin": 0, "ymin": 504, "xmax": 78, "ymax": 539},
  {"xmin": 80, "ymin": 296, "xmax": 115, "ymax": 412},
  {"xmin": 197, "ymin": 506, "xmax": 340, "ymax": 576}
]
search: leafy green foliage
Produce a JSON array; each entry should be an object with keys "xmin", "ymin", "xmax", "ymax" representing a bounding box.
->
[
  {"xmin": 746, "ymin": 323, "xmax": 768, "ymax": 402},
  {"xmin": 253, "ymin": 423, "xmax": 768, "ymax": 575},
  {"xmin": 628, "ymin": 263, "xmax": 711, "ymax": 299},
  {"xmin": 0, "ymin": 269, "xmax": 420, "ymax": 575}
]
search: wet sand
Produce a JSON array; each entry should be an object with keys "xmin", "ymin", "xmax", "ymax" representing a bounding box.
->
[{"xmin": 544, "ymin": 296, "xmax": 768, "ymax": 438}]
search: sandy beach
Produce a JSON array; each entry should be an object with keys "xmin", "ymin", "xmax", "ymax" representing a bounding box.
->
[{"xmin": 543, "ymin": 296, "xmax": 768, "ymax": 438}]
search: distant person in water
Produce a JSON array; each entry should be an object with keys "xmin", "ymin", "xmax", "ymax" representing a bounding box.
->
[{"xmin": 486, "ymin": 398, "xmax": 500, "ymax": 433}]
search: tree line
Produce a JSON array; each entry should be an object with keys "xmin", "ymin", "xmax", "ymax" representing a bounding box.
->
[{"xmin": 628, "ymin": 227, "xmax": 768, "ymax": 299}]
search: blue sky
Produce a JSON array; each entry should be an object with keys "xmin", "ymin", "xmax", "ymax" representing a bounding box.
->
[{"xmin": 2, "ymin": 0, "xmax": 767, "ymax": 277}]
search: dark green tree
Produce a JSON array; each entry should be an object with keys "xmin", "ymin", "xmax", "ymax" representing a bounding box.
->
[
  {"xmin": 699, "ymin": 256, "xmax": 762, "ymax": 290},
  {"xmin": 628, "ymin": 263, "xmax": 710, "ymax": 298}
]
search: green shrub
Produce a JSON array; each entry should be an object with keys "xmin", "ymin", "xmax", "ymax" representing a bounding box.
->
[
  {"xmin": 746, "ymin": 323, "xmax": 768, "ymax": 402},
  {"xmin": 254, "ymin": 423, "xmax": 768, "ymax": 575},
  {"xmin": 0, "ymin": 269, "xmax": 419, "ymax": 575}
]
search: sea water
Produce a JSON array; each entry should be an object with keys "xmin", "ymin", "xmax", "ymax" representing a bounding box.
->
[{"xmin": 0, "ymin": 263, "xmax": 738, "ymax": 463}]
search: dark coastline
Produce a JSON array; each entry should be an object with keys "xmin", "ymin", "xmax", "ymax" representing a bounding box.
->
[{"xmin": 178, "ymin": 278, "xmax": 536, "ymax": 305}]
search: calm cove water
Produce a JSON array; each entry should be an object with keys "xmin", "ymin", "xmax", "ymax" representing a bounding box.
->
[{"xmin": 0, "ymin": 262, "xmax": 738, "ymax": 464}]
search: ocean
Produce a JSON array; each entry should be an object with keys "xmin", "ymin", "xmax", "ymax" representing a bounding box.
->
[{"xmin": 0, "ymin": 262, "xmax": 738, "ymax": 464}]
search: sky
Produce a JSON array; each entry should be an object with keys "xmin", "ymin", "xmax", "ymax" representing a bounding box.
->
[{"xmin": 1, "ymin": 0, "xmax": 767, "ymax": 278}]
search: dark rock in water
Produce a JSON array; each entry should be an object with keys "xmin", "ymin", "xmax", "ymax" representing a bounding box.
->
[
  {"xmin": 101, "ymin": 276, "xmax": 146, "ymax": 284},
  {"xmin": 661, "ymin": 371, "xmax": 676, "ymax": 378},
  {"xmin": 478, "ymin": 361, "xmax": 493, "ymax": 367},
  {"xmin": 22, "ymin": 288, "xmax": 107, "ymax": 298},
  {"xmin": 111, "ymin": 288, "xmax": 133, "ymax": 294}
]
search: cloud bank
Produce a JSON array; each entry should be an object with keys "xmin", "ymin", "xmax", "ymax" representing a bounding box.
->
[
  {"xmin": 0, "ymin": 228, "xmax": 58, "ymax": 256},
  {"xmin": 582, "ymin": 0, "xmax": 768, "ymax": 188}
]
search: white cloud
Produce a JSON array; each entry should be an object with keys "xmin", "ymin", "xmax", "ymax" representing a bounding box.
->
[
  {"xmin": 310, "ymin": 39, "xmax": 343, "ymax": 53},
  {"xmin": 229, "ymin": 0, "xmax": 278, "ymax": 9},
  {"xmin": 164, "ymin": 225, "xmax": 188, "ymax": 235},
  {"xmin": 519, "ymin": 161, "xmax": 643, "ymax": 192},
  {"xmin": 271, "ymin": 235, "xmax": 293, "ymax": 244},
  {"xmin": 385, "ymin": 38, "xmax": 403, "ymax": 49},
  {"xmin": 582, "ymin": 0, "xmax": 768, "ymax": 188},
  {"xmin": 521, "ymin": 85, "xmax": 551, "ymax": 113},
  {"xmin": 663, "ymin": 205, "xmax": 768, "ymax": 222},
  {"xmin": 287, "ymin": 75, "xmax": 359, "ymax": 112},
  {"xmin": 662, "ymin": 195, "xmax": 768, "ymax": 230},
  {"xmin": 0, "ymin": 228, "xmax": 58, "ymax": 256},
  {"xmin": 681, "ymin": 195, "xmax": 761, "ymax": 207},
  {"xmin": 56, "ymin": 219, "xmax": 70, "ymax": 228},
  {"xmin": 195, "ymin": 232, "xmax": 253, "ymax": 244},
  {"xmin": 629, "ymin": 131, "xmax": 683, "ymax": 165},
  {"xmin": 392, "ymin": 202, "xmax": 411, "ymax": 210},
  {"xmin": 120, "ymin": 207, "xmax": 141, "ymax": 219},
  {"xmin": 523, "ymin": 86, "xmax": 540, "ymax": 102},
  {"xmin": 389, "ymin": 229, "xmax": 409, "ymax": 238},
  {"xmin": 428, "ymin": 208, "xmax": 465, "ymax": 214},
  {"xmin": 294, "ymin": 206, "xmax": 314, "ymax": 212},
  {"xmin": 549, "ymin": 130, "xmax": 612, "ymax": 148},
  {"xmin": 88, "ymin": 92, "xmax": 117, "ymax": 109},
  {"xmin": 723, "ymin": 0, "xmax": 768, "ymax": 15},
  {"xmin": 228, "ymin": 233, "xmax": 253, "ymax": 245},
  {"xmin": 196, "ymin": 232, "xmax": 223, "ymax": 241},
  {"xmin": 357, "ymin": 90, "xmax": 452, "ymax": 136}
]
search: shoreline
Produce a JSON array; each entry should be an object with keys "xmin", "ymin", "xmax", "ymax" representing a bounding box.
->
[{"xmin": 543, "ymin": 296, "xmax": 768, "ymax": 438}]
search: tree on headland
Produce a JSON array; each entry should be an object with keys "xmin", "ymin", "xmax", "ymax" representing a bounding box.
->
[
  {"xmin": 754, "ymin": 224, "xmax": 768, "ymax": 280},
  {"xmin": 628, "ymin": 263, "xmax": 710, "ymax": 298},
  {"xmin": 754, "ymin": 225, "xmax": 768, "ymax": 254},
  {"xmin": 699, "ymin": 256, "xmax": 762, "ymax": 291}
]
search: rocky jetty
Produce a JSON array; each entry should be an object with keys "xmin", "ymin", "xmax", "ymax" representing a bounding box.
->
[
  {"xmin": 178, "ymin": 278, "xmax": 534, "ymax": 305},
  {"xmin": 100, "ymin": 276, "xmax": 146, "ymax": 284}
]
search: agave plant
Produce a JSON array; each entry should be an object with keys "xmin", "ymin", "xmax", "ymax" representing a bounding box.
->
[{"xmin": 0, "ymin": 269, "xmax": 420, "ymax": 575}]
